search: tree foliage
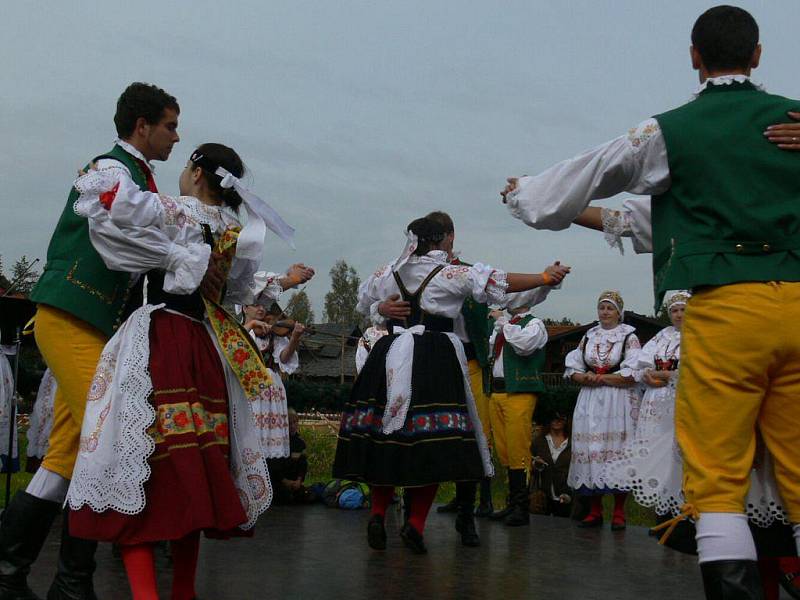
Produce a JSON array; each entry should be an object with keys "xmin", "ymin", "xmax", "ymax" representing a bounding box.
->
[
  {"xmin": 323, "ymin": 260, "xmax": 362, "ymax": 325},
  {"xmin": 8, "ymin": 255, "xmax": 40, "ymax": 295},
  {"xmin": 543, "ymin": 317, "xmax": 577, "ymax": 326},
  {"xmin": 0, "ymin": 255, "xmax": 11, "ymax": 290},
  {"xmin": 286, "ymin": 290, "xmax": 315, "ymax": 324}
]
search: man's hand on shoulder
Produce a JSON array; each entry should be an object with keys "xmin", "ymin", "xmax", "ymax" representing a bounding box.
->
[{"xmin": 765, "ymin": 111, "xmax": 800, "ymax": 151}]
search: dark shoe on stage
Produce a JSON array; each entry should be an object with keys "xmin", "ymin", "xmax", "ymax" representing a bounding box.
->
[
  {"xmin": 475, "ymin": 501, "xmax": 493, "ymax": 518},
  {"xmin": 504, "ymin": 504, "xmax": 530, "ymax": 527},
  {"xmin": 46, "ymin": 510, "xmax": 98, "ymax": 600},
  {"xmin": 399, "ymin": 524, "xmax": 427, "ymax": 555},
  {"xmin": 577, "ymin": 515, "xmax": 603, "ymax": 529},
  {"xmin": 700, "ymin": 560, "xmax": 764, "ymax": 600},
  {"xmin": 367, "ymin": 515, "xmax": 387, "ymax": 551},
  {"xmin": 0, "ymin": 491, "xmax": 60, "ymax": 600},
  {"xmin": 455, "ymin": 512, "xmax": 480, "ymax": 547},
  {"xmin": 610, "ymin": 519, "xmax": 627, "ymax": 531},
  {"xmin": 436, "ymin": 498, "xmax": 459, "ymax": 514},
  {"xmin": 488, "ymin": 504, "xmax": 513, "ymax": 521}
]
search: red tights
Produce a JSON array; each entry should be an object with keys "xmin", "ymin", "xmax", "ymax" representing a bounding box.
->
[
  {"xmin": 370, "ymin": 485, "xmax": 438, "ymax": 533},
  {"xmin": 120, "ymin": 532, "xmax": 200, "ymax": 600}
]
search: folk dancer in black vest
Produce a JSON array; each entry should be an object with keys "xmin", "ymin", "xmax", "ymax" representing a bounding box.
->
[
  {"xmin": 336, "ymin": 217, "xmax": 569, "ymax": 553},
  {"xmin": 0, "ymin": 83, "xmax": 180, "ymax": 600}
]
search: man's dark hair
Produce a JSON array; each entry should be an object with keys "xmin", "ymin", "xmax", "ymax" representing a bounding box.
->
[
  {"xmin": 691, "ymin": 5, "xmax": 759, "ymax": 72},
  {"xmin": 425, "ymin": 211, "xmax": 454, "ymax": 234},
  {"xmin": 407, "ymin": 217, "xmax": 447, "ymax": 255},
  {"xmin": 114, "ymin": 82, "xmax": 180, "ymax": 139}
]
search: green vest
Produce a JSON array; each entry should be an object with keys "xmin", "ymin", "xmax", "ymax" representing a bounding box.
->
[
  {"xmin": 460, "ymin": 296, "xmax": 491, "ymax": 367},
  {"xmin": 30, "ymin": 145, "xmax": 151, "ymax": 337},
  {"xmin": 492, "ymin": 314, "xmax": 546, "ymax": 393},
  {"xmin": 651, "ymin": 81, "xmax": 800, "ymax": 306}
]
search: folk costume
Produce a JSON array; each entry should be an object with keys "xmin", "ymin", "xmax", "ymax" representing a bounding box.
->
[
  {"xmin": 247, "ymin": 271, "xmax": 300, "ymax": 459},
  {"xmin": 355, "ymin": 326, "xmax": 388, "ymax": 374},
  {"xmin": 337, "ymin": 229, "xmax": 506, "ymax": 551},
  {"xmin": 563, "ymin": 291, "xmax": 641, "ymax": 529},
  {"xmin": 63, "ymin": 156, "xmax": 289, "ymax": 598},
  {"xmin": 26, "ymin": 369, "xmax": 57, "ymax": 473},
  {"xmin": 0, "ymin": 350, "xmax": 18, "ymax": 474},
  {"xmin": 505, "ymin": 74, "xmax": 800, "ymax": 594},
  {"xmin": 0, "ymin": 140, "xmax": 158, "ymax": 600},
  {"xmin": 487, "ymin": 289, "xmax": 549, "ymax": 526}
]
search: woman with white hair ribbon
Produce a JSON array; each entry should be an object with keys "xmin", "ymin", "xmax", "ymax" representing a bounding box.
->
[
  {"xmin": 334, "ymin": 216, "xmax": 569, "ymax": 554},
  {"xmin": 564, "ymin": 290, "xmax": 642, "ymax": 531}
]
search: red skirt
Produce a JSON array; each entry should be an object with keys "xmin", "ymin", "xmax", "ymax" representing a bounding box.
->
[{"xmin": 71, "ymin": 310, "xmax": 248, "ymax": 545}]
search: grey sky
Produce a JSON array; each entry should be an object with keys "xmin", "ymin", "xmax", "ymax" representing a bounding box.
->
[{"xmin": 2, "ymin": 0, "xmax": 797, "ymax": 322}]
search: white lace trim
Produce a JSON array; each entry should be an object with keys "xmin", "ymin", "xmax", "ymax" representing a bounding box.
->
[
  {"xmin": 67, "ymin": 304, "xmax": 160, "ymax": 515},
  {"xmin": 26, "ymin": 369, "xmax": 57, "ymax": 458},
  {"xmin": 601, "ymin": 208, "xmax": 628, "ymax": 255},
  {"xmin": 691, "ymin": 74, "xmax": 765, "ymax": 99}
]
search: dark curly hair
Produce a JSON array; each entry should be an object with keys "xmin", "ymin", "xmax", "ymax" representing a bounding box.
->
[
  {"xmin": 691, "ymin": 5, "xmax": 759, "ymax": 72},
  {"xmin": 114, "ymin": 82, "xmax": 180, "ymax": 138},
  {"xmin": 189, "ymin": 143, "xmax": 245, "ymax": 209},
  {"xmin": 407, "ymin": 217, "xmax": 447, "ymax": 255}
]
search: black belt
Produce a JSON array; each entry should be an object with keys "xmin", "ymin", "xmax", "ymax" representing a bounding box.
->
[{"xmin": 492, "ymin": 378, "xmax": 506, "ymax": 393}]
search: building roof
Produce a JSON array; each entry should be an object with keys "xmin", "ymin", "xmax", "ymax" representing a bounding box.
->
[{"xmin": 296, "ymin": 323, "xmax": 363, "ymax": 379}]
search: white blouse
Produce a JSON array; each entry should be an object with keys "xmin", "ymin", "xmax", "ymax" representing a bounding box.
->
[
  {"xmin": 357, "ymin": 250, "xmax": 508, "ymax": 321},
  {"xmin": 564, "ymin": 323, "xmax": 640, "ymax": 378},
  {"xmin": 626, "ymin": 325, "xmax": 680, "ymax": 383},
  {"xmin": 488, "ymin": 309, "xmax": 548, "ymax": 379},
  {"xmin": 250, "ymin": 332, "xmax": 300, "ymax": 375},
  {"xmin": 73, "ymin": 170, "xmax": 259, "ymax": 305},
  {"xmin": 355, "ymin": 326, "xmax": 389, "ymax": 373}
]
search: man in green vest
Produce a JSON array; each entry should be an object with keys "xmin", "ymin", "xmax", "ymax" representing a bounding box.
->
[
  {"xmin": 0, "ymin": 82, "xmax": 180, "ymax": 600},
  {"xmin": 499, "ymin": 6, "xmax": 800, "ymax": 598},
  {"xmin": 487, "ymin": 290, "xmax": 548, "ymax": 527}
]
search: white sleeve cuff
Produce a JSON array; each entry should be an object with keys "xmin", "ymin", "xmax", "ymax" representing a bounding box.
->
[{"xmin": 162, "ymin": 242, "xmax": 211, "ymax": 295}]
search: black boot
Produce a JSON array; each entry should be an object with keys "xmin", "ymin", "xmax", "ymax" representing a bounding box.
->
[
  {"xmin": 367, "ymin": 514, "xmax": 387, "ymax": 550},
  {"xmin": 504, "ymin": 469, "xmax": 529, "ymax": 527},
  {"xmin": 454, "ymin": 482, "xmax": 480, "ymax": 547},
  {"xmin": 0, "ymin": 491, "xmax": 60, "ymax": 600},
  {"xmin": 489, "ymin": 469, "xmax": 514, "ymax": 521},
  {"xmin": 700, "ymin": 560, "xmax": 764, "ymax": 600},
  {"xmin": 474, "ymin": 478, "xmax": 493, "ymax": 518},
  {"xmin": 46, "ymin": 509, "xmax": 98, "ymax": 600}
]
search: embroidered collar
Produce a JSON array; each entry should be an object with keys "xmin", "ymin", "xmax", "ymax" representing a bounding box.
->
[
  {"xmin": 407, "ymin": 250, "xmax": 449, "ymax": 265},
  {"xmin": 114, "ymin": 139, "xmax": 156, "ymax": 172},
  {"xmin": 691, "ymin": 74, "xmax": 765, "ymax": 100},
  {"xmin": 586, "ymin": 322, "xmax": 635, "ymax": 343}
]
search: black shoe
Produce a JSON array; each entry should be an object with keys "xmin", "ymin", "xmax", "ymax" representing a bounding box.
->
[
  {"xmin": 436, "ymin": 498, "xmax": 459, "ymax": 514},
  {"xmin": 0, "ymin": 491, "xmax": 60, "ymax": 600},
  {"xmin": 367, "ymin": 515, "xmax": 386, "ymax": 551},
  {"xmin": 700, "ymin": 560, "xmax": 764, "ymax": 600},
  {"xmin": 779, "ymin": 571, "xmax": 800, "ymax": 600},
  {"xmin": 475, "ymin": 501, "xmax": 493, "ymax": 518},
  {"xmin": 577, "ymin": 515, "xmax": 603, "ymax": 528},
  {"xmin": 455, "ymin": 512, "xmax": 480, "ymax": 547},
  {"xmin": 505, "ymin": 503, "xmax": 530, "ymax": 527},
  {"xmin": 610, "ymin": 519, "xmax": 627, "ymax": 532},
  {"xmin": 399, "ymin": 524, "xmax": 427, "ymax": 555},
  {"xmin": 46, "ymin": 509, "xmax": 98, "ymax": 600}
]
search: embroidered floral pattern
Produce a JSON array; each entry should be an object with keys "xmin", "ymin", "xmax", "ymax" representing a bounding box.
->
[
  {"xmin": 148, "ymin": 401, "xmax": 229, "ymax": 445},
  {"xmin": 442, "ymin": 265, "xmax": 470, "ymax": 280},
  {"xmin": 627, "ymin": 121, "xmax": 660, "ymax": 148},
  {"xmin": 341, "ymin": 406, "xmax": 474, "ymax": 437}
]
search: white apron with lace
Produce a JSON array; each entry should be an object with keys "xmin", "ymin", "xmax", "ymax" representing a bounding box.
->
[{"xmin": 27, "ymin": 369, "xmax": 57, "ymax": 459}]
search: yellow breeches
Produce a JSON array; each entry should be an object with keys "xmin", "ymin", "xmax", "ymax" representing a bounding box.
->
[
  {"xmin": 34, "ymin": 305, "xmax": 108, "ymax": 479},
  {"xmin": 467, "ymin": 359, "xmax": 492, "ymax": 443},
  {"xmin": 675, "ymin": 282, "xmax": 800, "ymax": 522},
  {"xmin": 489, "ymin": 392, "xmax": 537, "ymax": 470}
]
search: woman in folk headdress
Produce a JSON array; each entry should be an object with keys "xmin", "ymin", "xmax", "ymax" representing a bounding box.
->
[{"xmin": 564, "ymin": 290, "xmax": 641, "ymax": 530}]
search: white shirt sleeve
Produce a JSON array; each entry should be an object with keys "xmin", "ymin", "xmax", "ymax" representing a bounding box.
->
[
  {"xmin": 355, "ymin": 340, "xmax": 369, "ymax": 374},
  {"xmin": 73, "ymin": 171, "xmax": 211, "ymax": 294},
  {"xmin": 272, "ymin": 336, "xmax": 299, "ymax": 375},
  {"xmin": 505, "ymin": 118, "xmax": 670, "ymax": 231},
  {"xmin": 356, "ymin": 266, "xmax": 390, "ymax": 321},
  {"xmin": 563, "ymin": 337, "xmax": 588, "ymax": 378},
  {"xmin": 503, "ymin": 317, "xmax": 548, "ymax": 356}
]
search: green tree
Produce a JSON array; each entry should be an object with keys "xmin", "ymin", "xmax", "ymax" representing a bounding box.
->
[
  {"xmin": 10, "ymin": 255, "xmax": 39, "ymax": 295},
  {"xmin": 286, "ymin": 290, "xmax": 315, "ymax": 324},
  {"xmin": 323, "ymin": 260, "xmax": 361, "ymax": 325},
  {"xmin": 543, "ymin": 317, "xmax": 577, "ymax": 326}
]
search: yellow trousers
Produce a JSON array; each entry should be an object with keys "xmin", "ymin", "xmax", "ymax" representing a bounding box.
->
[
  {"xmin": 34, "ymin": 305, "xmax": 108, "ymax": 479},
  {"xmin": 468, "ymin": 359, "xmax": 492, "ymax": 444},
  {"xmin": 489, "ymin": 392, "xmax": 537, "ymax": 470},
  {"xmin": 676, "ymin": 282, "xmax": 800, "ymax": 522}
]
